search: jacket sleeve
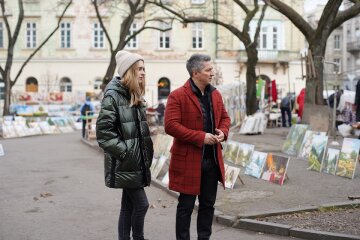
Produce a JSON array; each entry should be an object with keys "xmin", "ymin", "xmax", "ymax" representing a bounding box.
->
[
  {"xmin": 217, "ymin": 92, "xmax": 231, "ymax": 141},
  {"xmin": 164, "ymin": 92, "xmax": 205, "ymax": 148},
  {"xmin": 96, "ymin": 95, "xmax": 127, "ymax": 160}
]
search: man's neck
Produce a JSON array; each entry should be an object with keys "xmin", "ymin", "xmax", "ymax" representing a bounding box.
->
[{"xmin": 192, "ymin": 78, "xmax": 206, "ymax": 95}]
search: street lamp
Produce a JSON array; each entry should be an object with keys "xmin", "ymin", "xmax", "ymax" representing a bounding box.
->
[{"xmin": 324, "ymin": 60, "xmax": 340, "ymax": 145}]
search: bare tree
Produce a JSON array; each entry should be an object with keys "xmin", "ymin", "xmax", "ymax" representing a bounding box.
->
[
  {"xmin": 91, "ymin": 0, "xmax": 173, "ymax": 88},
  {"xmin": 0, "ymin": 0, "xmax": 72, "ymax": 115},
  {"xmin": 148, "ymin": 0, "xmax": 266, "ymax": 115},
  {"xmin": 264, "ymin": 0, "xmax": 360, "ymax": 114}
]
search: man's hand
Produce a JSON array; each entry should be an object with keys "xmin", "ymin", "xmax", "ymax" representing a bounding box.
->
[
  {"xmin": 204, "ymin": 133, "xmax": 218, "ymax": 145},
  {"xmin": 215, "ymin": 128, "xmax": 225, "ymax": 142}
]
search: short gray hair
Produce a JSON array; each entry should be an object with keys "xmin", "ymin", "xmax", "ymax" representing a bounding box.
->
[{"xmin": 186, "ymin": 54, "xmax": 211, "ymax": 77}]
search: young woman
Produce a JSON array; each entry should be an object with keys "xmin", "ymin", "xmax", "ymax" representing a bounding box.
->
[{"xmin": 96, "ymin": 50, "xmax": 153, "ymax": 240}]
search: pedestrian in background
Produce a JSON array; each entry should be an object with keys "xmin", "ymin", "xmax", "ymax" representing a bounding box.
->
[
  {"xmin": 80, "ymin": 96, "xmax": 94, "ymax": 138},
  {"xmin": 156, "ymin": 99, "xmax": 165, "ymax": 125},
  {"xmin": 164, "ymin": 53, "xmax": 230, "ymax": 240},
  {"xmin": 280, "ymin": 93, "xmax": 293, "ymax": 127},
  {"xmin": 96, "ymin": 50, "xmax": 153, "ymax": 240}
]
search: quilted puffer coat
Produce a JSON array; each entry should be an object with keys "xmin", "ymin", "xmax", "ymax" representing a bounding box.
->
[{"xmin": 96, "ymin": 77, "xmax": 153, "ymax": 188}]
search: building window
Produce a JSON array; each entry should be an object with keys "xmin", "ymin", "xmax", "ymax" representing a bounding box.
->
[
  {"xmin": 0, "ymin": 80, "xmax": 4, "ymax": 100},
  {"xmin": 0, "ymin": 22, "xmax": 3, "ymax": 48},
  {"xmin": 158, "ymin": 77, "xmax": 170, "ymax": 99},
  {"xmin": 261, "ymin": 27, "xmax": 267, "ymax": 49},
  {"xmin": 192, "ymin": 23, "xmax": 203, "ymax": 49},
  {"xmin": 334, "ymin": 35, "xmax": 340, "ymax": 50},
  {"xmin": 94, "ymin": 79, "xmax": 102, "ymax": 90},
  {"xmin": 26, "ymin": 22, "xmax": 37, "ymax": 48},
  {"xmin": 60, "ymin": 77, "xmax": 72, "ymax": 92},
  {"xmin": 126, "ymin": 23, "xmax": 138, "ymax": 49},
  {"xmin": 333, "ymin": 58, "xmax": 341, "ymax": 73},
  {"xmin": 191, "ymin": 0, "xmax": 205, "ymax": 4},
  {"xmin": 25, "ymin": 77, "xmax": 38, "ymax": 92},
  {"xmin": 60, "ymin": 22, "xmax": 71, "ymax": 48},
  {"xmin": 272, "ymin": 27, "xmax": 278, "ymax": 50},
  {"xmin": 159, "ymin": 22, "xmax": 170, "ymax": 49},
  {"xmin": 93, "ymin": 22, "xmax": 105, "ymax": 49}
]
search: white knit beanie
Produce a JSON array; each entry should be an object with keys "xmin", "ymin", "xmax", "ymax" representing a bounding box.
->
[{"xmin": 115, "ymin": 50, "xmax": 144, "ymax": 78}]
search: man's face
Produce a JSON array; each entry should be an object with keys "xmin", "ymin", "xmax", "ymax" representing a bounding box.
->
[{"xmin": 193, "ymin": 61, "xmax": 214, "ymax": 86}]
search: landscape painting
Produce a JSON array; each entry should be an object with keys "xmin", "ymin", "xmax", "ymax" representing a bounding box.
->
[
  {"xmin": 261, "ymin": 153, "xmax": 290, "ymax": 186},
  {"xmin": 336, "ymin": 138, "xmax": 360, "ymax": 179},
  {"xmin": 322, "ymin": 148, "xmax": 340, "ymax": 175},
  {"xmin": 244, "ymin": 151, "xmax": 267, "ymax": 178},
  {"xmin": 235, "ymin": 143, "xmax": 255, "ymax": 167},
  {"xmin": 223, "ymin": 140, "xmax": 240, "ymax": 163},
  {"xmin": 282, "ymin": 124, "xmax": 308, "ymax": 156},
  {"xmin": 307, "ymin": 135, "xmax": 328, "ymax": 172},
  {"xmin": 298, "ymin": 130, "xmax": 326, "ymax": 160},
  {"xmin": 224, "ymin": 164, "xmax": 241, "ymax": 189}
]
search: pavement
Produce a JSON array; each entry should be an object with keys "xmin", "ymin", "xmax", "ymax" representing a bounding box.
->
[{"xmin": 83, "ymin": 126, "xmax": 360, "ymax": 239}]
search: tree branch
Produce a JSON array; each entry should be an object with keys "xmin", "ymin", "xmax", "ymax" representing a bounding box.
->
[
  {"xmin": 12, "ymin": 0, "xmax": 72, "ymax": 86},
  {"xmin": 92, "ymin": 0, "xmax": 113, "ymax": 51},
  {"xmin": 233, "ymin": 0, "xmax": 249, "ymax": 14},
  {"xmin": 264, "ymin": 0, "xmax": 314, "ymax": 40},
  {"xmin": 253, "ymin": 5, "xmax": 267, "ymax": 49},
  {"xmin": 332, "ymin": 2, "xmax": 360, "ymax": 31}
]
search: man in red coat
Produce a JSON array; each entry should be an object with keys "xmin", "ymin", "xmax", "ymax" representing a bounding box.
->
[{"xmin": 164, "ymin": 54, "xmax": 230, "ymax": 240}]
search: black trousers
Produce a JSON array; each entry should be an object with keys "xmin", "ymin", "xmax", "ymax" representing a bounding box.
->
[
  {"xmin": 176, "ymin": 165, "xmax": 220, "ymax": 240},
  {"xmin": 280, "ymin": 107, "xmax": 292, "ymax": 127},
  {"xmin": 118, "ymin": 188, "xmax": 149, "ymax": 240}
]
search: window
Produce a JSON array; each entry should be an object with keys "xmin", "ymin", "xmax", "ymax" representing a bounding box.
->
[
  {"xmin": 261, "ymin": 27, "xmax": 267, "ymax": 49},
  {"xmin": 0, "ymin": 22, "xmax": 3, "ymax": 48},
  {"xmin": 60, "ymin": 77, "xmax": 72, "ymax": 92},
  {"xmin": 93, "ymin": 22, "xmax": 104, "ymax": 48},
  {"xmin": 333, "ymin": 58, "xmax": 341, "ymax": 73},
  {"xmin": 0, "ymin": 80, "xmax": 4, "ymax": 100},
  {"xmin": 94, "ymin": 79, "xmax": 102, "ymax": 90},
  {"xmin": 26, "ymin": 22, "xmax": 37, "ymax": 48},
  {"xmin": 191, "ymin": 0, "xmax": 205, "ymax": 4},
  {"xmin": 60, "ymin": 22, "xmax": 71, "ymax": 48},
  {"xmin": 159, "ymin": 22, "xmax": 170, "ymax": 49},
  {"xmin": 272, "ymin": 27, "xmax": 278, "ymax": 50},
  {"xmin": 334, "ymin": 35, "xmax": 340, "ymax": 50},
  {"xmin": 192, "ymin": 23, "xmax": 203, "ymax": 49},
  {"xmin": 126, "ymin": 23, "xmax": 138, "ymax": 49}
]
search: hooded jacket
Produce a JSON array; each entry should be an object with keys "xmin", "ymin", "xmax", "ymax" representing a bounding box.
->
[{"xmin": 96, "ymin": 77, "xmax": 153, "ymax": 189}]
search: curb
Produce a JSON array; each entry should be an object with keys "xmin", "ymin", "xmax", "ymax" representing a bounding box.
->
[{"xmin": 81, "ymin": 138, "xmax": 360, "ymax": 239}]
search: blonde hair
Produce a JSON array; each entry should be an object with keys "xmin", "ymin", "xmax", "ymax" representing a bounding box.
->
[{"xmin": 121, "ymin": 60, "xmax": 145, "ymax": 106}]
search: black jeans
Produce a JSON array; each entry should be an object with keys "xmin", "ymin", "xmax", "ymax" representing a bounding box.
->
[
  {"xmin": 280, "ymin": 107, "xmax": 292, "ymax": 127},
  {"xmin": 176, "ymin": 166, "xmax": 220, "ymax": 240},
  {"xmin": 118, "ymin": 188, "xmax": 149, "ymax": 240},
  {"xmin": 82, "ymin": 120, "xmax": 86, "ymax": 138}
]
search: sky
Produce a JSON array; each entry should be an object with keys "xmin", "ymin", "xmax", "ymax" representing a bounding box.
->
[{"xmin": 304, "ymin": 0, "xmax": 328, "ymax": 12}]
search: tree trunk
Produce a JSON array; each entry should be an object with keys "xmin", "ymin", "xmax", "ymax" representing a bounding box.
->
[
  {"xmin": 3, "ymin": 72, "xmax": 11, "ymax": 116},
  {"xmin": 245, "ymin": 46, "xmax": 259, "ymax": 115}
]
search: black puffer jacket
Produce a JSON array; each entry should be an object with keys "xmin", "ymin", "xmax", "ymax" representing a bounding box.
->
[{"xmin": 96, "ymin": 77, "xmax": 153, "ymax": 188}]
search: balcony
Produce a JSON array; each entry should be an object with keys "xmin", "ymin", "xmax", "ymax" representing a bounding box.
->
[
  {"xmin": 237, "ymin": 49, "xmax": 300, "ymax": 63},
  {"xmin": 347, "ymin": 41, "xmax": 360, "ymax": 53}
]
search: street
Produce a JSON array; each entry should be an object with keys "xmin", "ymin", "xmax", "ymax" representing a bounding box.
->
[{"xmin": 0, "ymin": 132, "xmax": 299, "ymax": 240}]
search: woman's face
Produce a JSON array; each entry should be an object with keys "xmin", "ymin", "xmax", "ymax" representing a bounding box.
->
[{"xmin": 136, "ymin": 60, "xmax": 145, "ymax": 84}]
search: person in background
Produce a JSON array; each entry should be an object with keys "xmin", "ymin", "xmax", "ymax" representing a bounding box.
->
[
  {"xmin": 297, "ymin": 88, "xmax": 306, "ymax": 121},
  {"xmin": 280, "ymin": 93, "xmax": 293, "ymax": 127},
  {"xmin": 96, "ymin": 50, "xmax": 154, "ymax": 240},
  {"xmin": 164, "ymin": 53, "xmax": 230, "ymax": 240},
  {"xmin": 80, "ymin": 96, "xmax": 94, "ymax": 138},
  {"xmin": 156, "ymin": 99, "xmax": 165, "ymax": 125}
]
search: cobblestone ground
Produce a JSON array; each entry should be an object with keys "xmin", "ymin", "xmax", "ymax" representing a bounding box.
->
[{"xmin": 258, "ymin": 206, "xmax": 360, "ymax": 236}]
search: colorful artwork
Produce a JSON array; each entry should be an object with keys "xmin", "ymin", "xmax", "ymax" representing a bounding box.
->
[
  {"xmin": 261, "ymin": 153, "xmax": 289, "ymax": 186},
  {"xmin": 224, "ymin": 164, "xmax": 241, "ymax": 189},
  {"xmin": 336, "ymin": 138, "xmax": 360, "ymax": 179},
  {"xmin": 307, "ymin": 135, "xmax": 328, "ymax": 172},
  {"xmin": 244, "ymin": 151, "xmax": 267, "ymax": 178},
  {"xmin": 322, "ymin": 148, "xmax": 340, "ymax": 175},
  {"xmin": 223, "ymin": 140, "xmax": 240, "ymax": 163},
  {"xmin": 282, "ymin": 124, "xmax": 308, "ymax": 156},
  {"xmin": 235, "ymin": 143, "xmax": 255, "ymax": 167},
  {"xmin": 298, "ymin": 130, "xmax": 327, "ymax": 160}
]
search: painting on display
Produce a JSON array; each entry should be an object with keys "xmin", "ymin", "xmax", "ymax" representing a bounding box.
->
[
  {"xmin": 223, "ymin": 140, "xmax": 240, "ymax": 163},
  {"xmin": 162, "ymin": 171, "xmax": 169, "ymax": 185},
  {"xmin": 282, "ymin": 124, "xmax": 309, "ymax": 156},
  {"xmin": 224, "ymin": 164, "xmax": 241, "ymax": 189},
  {"xmin": 244, "ymin": 151, "xmax": 267, "ymax": 178},
  {"xmin": 298, "ymin": 130, "xmax": 327, "ymax": 160},
  {"xmin": 150, "ymin": 155, "xmax": 168, "ymax": 179},
  {"xmin": 235, "ymin": 143, "xmax": 255, "ymax": 167},
  {"xmin": 336, "ymin": 138, "xmax": 360, "ymax": 179},
  {"xmin": 261, "ymin": 153, "xmax": 290, "ymax": 186},
  {"xmin": 307, "ymin": 135, "xmax": 329, "ymax": 172},
  {"xmin": 322, "ymin": 148, "xmax": 340, "ymax": 175}
]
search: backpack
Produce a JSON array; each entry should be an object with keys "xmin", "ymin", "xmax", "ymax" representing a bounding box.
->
[{"xmin": 81, "ymin": 103, "xmax": 91, "ymax": 116}]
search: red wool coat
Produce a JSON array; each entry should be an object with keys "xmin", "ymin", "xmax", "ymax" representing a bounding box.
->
[{"xmin": 164, "ymin": 80, "xmax": 231, "ymax": 195}]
